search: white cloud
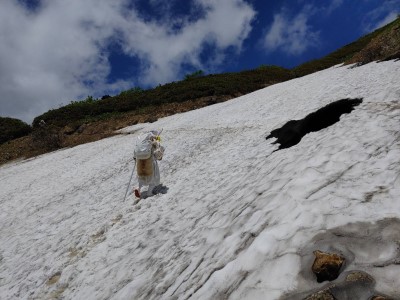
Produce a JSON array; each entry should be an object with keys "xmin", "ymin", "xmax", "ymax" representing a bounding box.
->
[
  {"xmin": 261, "ymin": 0, "xmax": 346, "ymax": 57},
  {"xmin": 120, "ymin": 0, "xmax": 255, "ymax": 85},
  {"xmin": 0, "ymin": 0, "xmax": 255, "ymax": 123},
  {"xmin": 377, "ymin": 11, "xmax": 398, "ymax": 28},
  {"xmin": 0, "ymin": 0, "xmax": 131, "ymax": 123},
  {"xmin": 325, "ymin": 0, "xmax": 344, "ymax": 14},
  {"xmin": 367, "ymin": 11, "xmax": 398, "ymax": 31},
  {"xmin": 262, "ymin": 7, "xmax": 320, "ymax": 56},
  {"xmin": 363, "ymin": 0, "xmax": 400, "ymax": 32}
]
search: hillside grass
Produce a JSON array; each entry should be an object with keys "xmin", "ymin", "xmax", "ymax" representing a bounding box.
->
[{"xmin": 32, "ymin": 65, "xmax": 292, "ymax": 129}]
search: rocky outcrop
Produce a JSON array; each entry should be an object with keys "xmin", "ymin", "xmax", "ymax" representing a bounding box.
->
[{"xmin": 347, "ymin": 18, "xmax": 400, "ymax": 65}]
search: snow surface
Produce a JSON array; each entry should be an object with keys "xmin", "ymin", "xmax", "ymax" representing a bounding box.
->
[{"xmin": 1, "ymin": 61, "xmax": 400, "ymax": 299}]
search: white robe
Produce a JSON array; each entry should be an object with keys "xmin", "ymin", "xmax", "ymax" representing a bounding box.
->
[{"xmin": 135, "ymin": 138, "xmax": 164, "ymax": 193}]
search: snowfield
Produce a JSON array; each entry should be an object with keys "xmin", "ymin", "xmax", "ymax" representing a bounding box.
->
[{"xmin": 1, "ymin": 61, "xmax": 400, "ymax": 299}]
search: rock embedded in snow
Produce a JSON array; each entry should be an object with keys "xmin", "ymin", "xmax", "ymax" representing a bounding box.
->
[
  {"xmin": 285, "ymin": 218, "xmax": 400, "ymax": 299},
  {"xmin": 302, "ymin": 271, "xmax": 387, "ymax": 299},
  {"xmin": 371, "ymin": 296, "xmax": 395, "ymax": 300},
  {"xmin": 304, "ymin": 288, "xmax": 336, "ymax": 300},
  {"xmin": 312, "ymin": 250, "xmax": 345, "ymax": 283},
  {"xmin": 344, "ymin": 271, "xmax": 374, "ymax": 284}
]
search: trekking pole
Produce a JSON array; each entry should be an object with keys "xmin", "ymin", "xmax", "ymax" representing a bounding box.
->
[{"xmin": 123, "ymin": 162, "xmax": 136, "ymax": 202}]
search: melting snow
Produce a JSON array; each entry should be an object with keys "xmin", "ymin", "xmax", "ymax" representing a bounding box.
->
[{"xmin": 1, "ymin": 61, "xmax": 400, "ymax": 299}]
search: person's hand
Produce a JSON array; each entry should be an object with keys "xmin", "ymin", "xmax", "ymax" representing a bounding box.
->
[{"xmin": 153, "ymin": 149, "xmax": 163, "ymax": 160}]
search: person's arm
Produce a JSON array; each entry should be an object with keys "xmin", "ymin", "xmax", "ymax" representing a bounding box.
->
[{"xmin": 153, "ymin": 141, "xmax": 164, "ymax": 160}]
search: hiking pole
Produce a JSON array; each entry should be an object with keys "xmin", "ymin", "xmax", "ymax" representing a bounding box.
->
[{"xmin": 123, "ymin": 162, "xmax": 136, "ymax": 202}]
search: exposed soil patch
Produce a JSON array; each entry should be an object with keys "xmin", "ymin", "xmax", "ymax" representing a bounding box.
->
[
  {"xmin": 46, "ymin": 272, "xmax": 62, "ymax": 285},
  {"xmin": 266, "ymin": 98, "xmax": 363, "ymax": 150}
]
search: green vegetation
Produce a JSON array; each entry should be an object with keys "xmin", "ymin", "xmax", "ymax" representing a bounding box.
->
[
  {"xmin": 0, "ymin": 117, "xmax": 32, "ymax": 144},
  {"xmin": 258, "ymin": 64, "xmax": 282, "ymax": 70},
  {"xmin": 184, "ymin": 70, "xmax": 204, "ymax": 80},
  {"xmin": 118, "ymin": 87, "xmax": 144, "ymax": 97},
  {"xmin": 71, "ymin": 95, "xmax": 97, "ymax": 105},
  {"xmin": 33, "ymin": 65, "xmax": 292, "ymax": 128}
]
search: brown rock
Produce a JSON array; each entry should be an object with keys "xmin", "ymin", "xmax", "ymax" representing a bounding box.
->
[
  {"xmin": 62, "ymin": 125, "xmax": 77, "ymax": 135},
  {"xmin": 345, "ymin": 271, "xmax": 374, "ymax": 285},
  {"xmin": 304, "ymin": 288, "xmax": 336, "ymax": 300},
  {"xmin": 312, "ymin": 250, "xmax": 345, "ymax": 283},
  {"xmin": 76, "ymin": 124, "xmax": 87, "ymax": 134}
]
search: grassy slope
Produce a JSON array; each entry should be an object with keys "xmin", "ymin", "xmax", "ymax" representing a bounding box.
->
[{"xmin": 31, "ymin": 66, "xmax": 292, "ymax": 128}]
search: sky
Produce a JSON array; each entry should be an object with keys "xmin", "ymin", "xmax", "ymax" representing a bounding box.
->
[{"xmin": 0, "ymin": 0, "xmax": 399, "ymax": 123}]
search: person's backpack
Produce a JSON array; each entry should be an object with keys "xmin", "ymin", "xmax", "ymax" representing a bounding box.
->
[{"xmin": 134, "ymin": 133, "xmax": 153, "ymax": 159}]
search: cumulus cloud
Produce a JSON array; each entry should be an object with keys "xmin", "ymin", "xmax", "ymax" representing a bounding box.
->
[
  {"xmin": 121, "ymin": 0, "xmax": 255, "ymax": 85},
  {"xmin": 0, "ymin": 0, "xmax": 131, "ymax": 122},
  {"xmin": 0, "ymin": 0, "xmax": 255, "ymax": 123},
  {"xmin": 261, "ymin": 0, "xmax": 346, "ymax": 56},
  {"xmin": 262, "ymin": 7, "xmax": 320, "ymax": 56}
]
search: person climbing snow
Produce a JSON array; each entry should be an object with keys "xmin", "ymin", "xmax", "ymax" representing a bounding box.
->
[{"xmin": 133, "ymin": 130, "xmax": 165, "ymax": 198}]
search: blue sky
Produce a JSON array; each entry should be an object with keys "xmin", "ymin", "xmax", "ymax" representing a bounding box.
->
[{"xmin": 0, "ymin": 0, "xmax": 399, "ymax": 123}]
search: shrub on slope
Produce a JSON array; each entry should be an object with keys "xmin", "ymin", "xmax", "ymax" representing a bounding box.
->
[
  {"xmin": 32, "ymin": 66, "xmax": 292, "ymax": 129},
  {"xmin": 0, "ymin": 117, "xmax": 32, "ymax": 144}
]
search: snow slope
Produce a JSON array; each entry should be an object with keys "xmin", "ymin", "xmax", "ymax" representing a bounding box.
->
[{"xmin": 1, "ymin": 61, "xmax": 400, "ymax": 299}]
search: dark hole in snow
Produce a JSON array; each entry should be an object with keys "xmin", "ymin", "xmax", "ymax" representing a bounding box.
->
[{"xmin": 266, "ymin": 98, "xmax": 363, "ymax": 150}]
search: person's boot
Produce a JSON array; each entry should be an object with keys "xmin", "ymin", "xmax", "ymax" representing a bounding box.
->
[
  {"xmin": 134, "ymin": 189, "xmax": 141, "ymax": 198},
  {"xmin": 148, "ymin": 185, "xmax": 155, "ymax": 196}
]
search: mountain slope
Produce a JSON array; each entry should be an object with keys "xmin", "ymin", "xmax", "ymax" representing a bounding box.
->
[{"xmin": 1, "ymin": 60, "xmax": 399, "ymax": 299}]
